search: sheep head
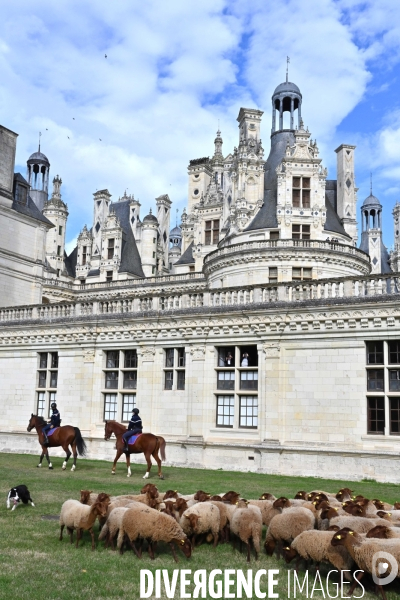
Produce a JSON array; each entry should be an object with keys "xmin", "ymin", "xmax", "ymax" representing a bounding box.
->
[
  {"xmin": 236, "ymin": 499, "xmax": 249, "ymax": 509},
  {"xmin": 320, "ymin": 507, "xmax": 339, "ymax": 520},
  {"xmin": 80, "ymin": 490, "xmax": 93, "ymax": 504},
  {"xmin": 175, "ymin": 537, "xmax": 192, "ymax": 559},
  {"xmin": 187, "ymin": 513, "xmax": 199, "ymax": 531},
  {"xmin": 366, "ymin": 525, "xmax": 390, "ymax": 538},
  {"xmin": 264, "ymin": 538, "xmax": 276, "ymax": 556},
  {"xmin": 175, "ymin": 499, "xmax": 188, "ymax": 516},
  {"xmin": 141, "ymin": 483, "xmax": 159, "ymax": 496},
  {"xmin": 222, "ymin": 491, "xmax": 240, "ymax": 504},
  {"xmin": 97, "ymin": 493, "xmax": 111, "ymax": 506},
  {"xmin": 210, "ymin": 495, "xmax": 223, "ymax": 501},
  {"xmin": 164, "ymin": 490, "xmax": 179, "ymax": 500},
  {"xmin": 281, "ymin": 546, "xmax": 298, "ymax": 563},
  {"xmin": 259, "ymin": 492, "xmax": 275, "ymax": 501},
  {"xmin": 93, "ymin": 500, "xmax": 109, "ymax": 519},
  {"xmin": 194, "ymin": 490, "xmax": 210, "ymax": 501},
  {"xmin": 377, "ymin": 511, "xmax": 392, "ymax": 521},
  {"xmin": 331, "ymin": 528, "xmax": 357, "ymax": 547},
  {"xmin": 393, "ymin": 502, "xmax": 400, "ymax": 510},
  {"xmin": 294, "ymin": 491, "xmax": 308, "ymax": 500},
  {"xmin": 273, "ymin": 497, "xmax": 291, "ymax": 509}
]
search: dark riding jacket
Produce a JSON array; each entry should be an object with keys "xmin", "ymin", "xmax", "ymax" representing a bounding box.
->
[
  {"xmin": 49, "ymin": 409, "xmax": 61, "ymax": 427},
  {"xmin": 128, "ymin": 414, "xmax": 142, "ymax": 432}
]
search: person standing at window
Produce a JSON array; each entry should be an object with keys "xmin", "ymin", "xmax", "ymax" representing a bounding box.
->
[
  {"xmin": 241, "ymin": 353, "xmax": 249, "ymax": 367},
  {"xmin": 225, "ymin": 352, "xmax": 233, "ymax": 366}
]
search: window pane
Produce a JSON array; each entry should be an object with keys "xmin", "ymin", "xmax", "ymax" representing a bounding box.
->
[
  {"xmin": 292, "ymin": 189, "xmax": 300, "ymax": 207},
  {"xmin": 48, "ymin": 393, "xmax": 57, "ymax": 418},
  {"xmin": 39, "ymin": 353, "xmax": 47, "ymax": 369},
  {"xmin": 37, "ymin": 392, "xmax": 45, "ymax": 416},
  {"xmin": 51, "ymin": 352, "xmax": 58, "ymax": 368},
  {"xmin": 303, "ymin": 268, "xmax": 312, "ymax": 280},
  {"xmin": 302, "ymin": 177, "xmax": 310, "ymax": 188},
  {"xmin": 105, "ymin": 371, "xmax": 119, "ymax": 389},
  {"xmin": 50, "ymin": 371, "xmax": 58, "ymax": 388},
  {"xmin": 165, "ymin": 370, "xmax": 173, "ymax": 390},
  {"xmin": 239, "ymin": 396, "xmax": 258, "ymax": 428},
  {"xmin": 123, "ymin": 371, "xmax": 137, "ymax": 389},
  {"xmin": 165, "ymin": 349, "xmax": 174, "ymax": 367},
  {"xmin": 104, "ymin": 394, "xmax": 117, "ymax": 421},
  {"xmin": 205, "ymin": 231, "xmax": 211, "ymax": 245},
  {"xmin": 124, "ymin": 350, "xmax": 137, "ymax": 368},
  {"xmin": 302, "ymin": 189, "xmax": 310, "ymax": 208},
  {"xmin": 367, "ymin": 397, "xmax": 385, "ymax": 434},
  {"xmin": 217, "ymin": 371, "xmax": 235, "ymax": 390},
  {"xmin": 270, "ymin": 231, "xmax": 279, "ymax": 241},
  {"xmin": 293, "ymin": 177, "xmax": 301, "ymax": 188},
  {"xmin": 366, "ymin": 342, "xmax": 383, "ymax": 365},
  {"xmin": 38, "ymin": 371, "xmax": 47, "ymax": 388},
  {"xmin": 367, "ymin": 369, "xmax": 384, "ymax": 391},
  {"xmin": 389, "ymin": 370, "xmax": 400, "ymax": 391},
  {"xmin": 106, "ymin": 351, "xmax": 119, "ymax": 368},
  {"xmin": 389, "ymin": 341, "xmax": 400, "ymax": 364},
  {"xmin": 240, "ymin": 371, "xmax": 258, "ymax": 390},
  {"xmin": 216, "ymin": 396, "xmax": 234, "ymax": 427},
  {"xmin": 122, "ymin": 394, "xmax": 136, "ymax": 421},
  {"xmin": 177, "ymin": 348, "xmax": 185, "ymax": 367},
  {"xmin": 177, "ymin": 370, "xmax": 185, "ymax": 390}
]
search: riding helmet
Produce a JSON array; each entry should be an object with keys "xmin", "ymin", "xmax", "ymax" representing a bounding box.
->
[
  {"xmin": 51, "ymin": 402, "xmax": 57, "ymax": 409},
  {"xmin": 132, "ymin": 408, "xmax": 139, "ymax": 414}
]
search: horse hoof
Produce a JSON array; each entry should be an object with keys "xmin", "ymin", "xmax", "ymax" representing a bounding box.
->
[
  {"xmin": 127, "ymin": 474, "xmax": 131, "ymax": 478},
  {"xmin": 71, "ymin": 466, "xmax": 76, "ymax": 472},
  {"xmin": 111, "ymin": 471, "xmax": 115, "ymax": 475},
  {"xmin": 37, "ymin": 465, "xmax": 41, "ymax": 468},
  {"xmin": 159, "ymin": 475, "xmax": 165, "ymax": 480},
  {"xmin": 49, "ymin": 466, "xmax": 53, "ymax": 470},
  {"xmin": 62, "ymin": 466, "xmax": 66, "ymax": 470}
]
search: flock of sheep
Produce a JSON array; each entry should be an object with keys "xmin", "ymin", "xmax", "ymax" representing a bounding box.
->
[{"xmin": 59, "ymin": 484, "xmax": 400, "ymax": 599}]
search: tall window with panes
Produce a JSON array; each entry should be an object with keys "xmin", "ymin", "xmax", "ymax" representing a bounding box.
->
[
  {"xmin": 164, "ymin": 348, "xmax": 185, "ymax": 390},
  {"xmin": 292, "ymin": 177, "xmax": 311, "ymax": 208},
  {"xmin": 36, "ymin": 352, "xmax": 59, "ymax": 417},
  {"xmin": 205, "ymin": 220, "xmax": 220, "ymax": 245},
  {"xmin": 366, "ymin": 340, "xmax": 400, "ymax": 435},
  {"xmin": 215, "ymin": 346, "xmax": 258, "ymax": 429},
  {"xmin": 108, "ymin": 238, "xmax": 115, "ymax": 259},
  {"xmin": 103, "ymin": 350, "xmax": 138, "ymax": 421},
  {"xmin": 292, "ymin": 224, "xmax": 311, "ymax": 240}
]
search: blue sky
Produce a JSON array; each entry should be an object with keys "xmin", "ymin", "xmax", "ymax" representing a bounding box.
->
[{"xmin": 1, "ymin": 0, "xmax": 399, "ymax": 252}]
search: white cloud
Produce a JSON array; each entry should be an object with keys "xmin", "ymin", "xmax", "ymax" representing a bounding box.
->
[{"xmin": 1, "ymin": 0, "xmax": 399, "ymax": 249}]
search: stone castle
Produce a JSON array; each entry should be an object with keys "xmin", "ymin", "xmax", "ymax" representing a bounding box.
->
[{"xmin": 1, "ymin": 76, "xmax": 400, "ymax": 482}]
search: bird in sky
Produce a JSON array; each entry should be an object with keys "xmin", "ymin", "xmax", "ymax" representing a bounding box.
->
[
  {"xmin": 99, "ymin": 138, "xmax": 102, "ymax": 141},
  {"xmin": 105, "ymin": 54, "xmax": 107, "ymax": 58},
  {"xmin": 45, "ymin": 128, "xmax": 48, "ymax": 131},
  {"xmin": 73, "ymin": 117, "xmax": 75, "ymax": 120},
  {"xmin": 67, "ymin": 136, "xmax": 70, "ymax": 139}
]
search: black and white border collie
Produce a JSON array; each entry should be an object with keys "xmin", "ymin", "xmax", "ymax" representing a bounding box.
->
[{"xmin": 6, "ymin": 485, "xmax": 35, "ymax": 511}]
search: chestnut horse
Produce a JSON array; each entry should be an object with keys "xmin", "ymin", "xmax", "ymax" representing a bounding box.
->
[
  {"xmin": 104, "ymin": 420, "xmax": 166, "ymax": 479},
  {"xmin": 27, "ymin": 414, "xmax": 87, "ymax": 471}
]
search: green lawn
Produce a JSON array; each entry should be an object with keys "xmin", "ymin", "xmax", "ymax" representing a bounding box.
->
[{"xmin": 1, "ymin": 452, "xmax": 400, "ymax": 600}]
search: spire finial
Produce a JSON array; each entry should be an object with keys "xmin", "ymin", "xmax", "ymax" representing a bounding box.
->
[
  {"xmin": 176, "ymin": 208, "xmax": 179, "ymax": 227},
  {"xmin": 370, "ymin": 172, "xmax": 373, "ymax": 195},
  {"xmin": 38, "ymin": 131, "xmax": 41, "ymax": 152},
  {"xmin": 286, "ymin": 56, "xmax": 290, "ymax": 83}
]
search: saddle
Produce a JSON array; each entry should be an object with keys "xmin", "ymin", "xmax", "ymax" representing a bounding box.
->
[
  {"xmin": 127, "ymin": 433, "xmax": 142, "ymax": 445},
  {"xmin": 47, "ymin": 427, "xmax": 59, "ymax": 436}
]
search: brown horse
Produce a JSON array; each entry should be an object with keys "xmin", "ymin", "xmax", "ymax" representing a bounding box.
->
[
  {"xmin": 104, "ymin": 420, "xmax": 166, "ymax": 479},
  {"xmin": 27, "ymin": 414, "xmax": 87, "ymax": 471}
]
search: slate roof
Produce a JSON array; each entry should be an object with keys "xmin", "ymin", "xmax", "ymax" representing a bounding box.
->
[
  {"xmin": 64, "ymin": 247, "xmax": 77, "ymax": 278},
  {"xmin": 112, "ymin": 200, "xmax": 145, "ymax": 277},
  {"xmin": 175, "ymin": 241, "xmax": 195, "ymax": 265},
  {"xmin": 12, "ymin": 174, "xmax": 54, "ymax": 227}
]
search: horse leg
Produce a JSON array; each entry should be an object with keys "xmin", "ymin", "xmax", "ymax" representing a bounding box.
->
[
  {"xmin": 37, "ymin": 446, "xmax": 45, "ymax": 468},
  {"xmin": 142, "ymin": 451, "xmax": 152, "ymax": 479},
  {"xmin": 62, "ymin": 443, "xmax": 72, "ymax": 471},
  {"xmin": 71, "ymin": 440, "xmax": 78, "ymax": 472},
  {"xmin": 152, "ymin": 445, "xmax": 164, "ymax": 480},
  {"xmin": 44, "ymin": 449, "xmax": 53, "ymax": 469},
  {"xmin": 111, "ymin": 448, "xmax": 123, "ymax": 475},
  {"xmin": 126, "ymin": 452, "xmax": 132, "ymax": 478}
]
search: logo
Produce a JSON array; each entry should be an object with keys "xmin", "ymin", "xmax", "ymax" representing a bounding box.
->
[{"xmin": 371, "ymin": 551, "xmax": 398, "ymax": 586}]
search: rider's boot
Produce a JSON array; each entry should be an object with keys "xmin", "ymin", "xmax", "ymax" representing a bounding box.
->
[
  {"xmin": 124, "ymin": 442, "xmax": 129, "ymax": 455},
  {"xmin": 43, "ymin": 434, "xmax": 49, "ymax": 447}
]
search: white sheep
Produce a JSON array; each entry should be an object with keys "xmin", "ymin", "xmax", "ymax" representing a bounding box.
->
[
  {"xmin": 330, "ymin": 515, "xmax": 390, "ymax": 534},
  {"xmin": 180, "ymin": 502, "xmax": 220, "ymax": 548},
  {"xmin": 229, "ymin": 500, "xmax": 262, "ymax": 562},
  {"xmin": 282, "ymin": 530, "xmax": 354, "ymax": 581},
  {"xmin": 59, "ymin": 498, "xmax": 109, "ymax": 550},
  {"xmin": 98, "ymin": 503, "xmax": 139, "ymax": 549},
  {"xmin": 118, "ymin": 504, "xmax": 192, "ymax": 562},
  {"xmin": 264, "ymin": 506, "xmax": 315, "ymax": 558},
  {"xmin": 248, "ymin": 499, "xmax": 281, "ymax": 526},
  {"xmin": 331, "ymin": 527, "xmax": 400, "ymax": 598}
]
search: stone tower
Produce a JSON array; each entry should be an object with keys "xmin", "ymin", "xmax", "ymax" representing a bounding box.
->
[
  {"xmin": 390, "ymin": 202, "xmax": 400, "ymax": 272},
  {"xmin": 27, "ymin": 145, "xmax": 50, "ymax": 211},
  {"xmin": 42, "ymin": 176, "xmax": 68, "ymax": 276},
  {"xmin": 335, "ymin": 144, "xmax": 358, "ymax": 244},
  {"xmin": 360, "ymin": 189, "xmax": 391, "ymax": 274}
]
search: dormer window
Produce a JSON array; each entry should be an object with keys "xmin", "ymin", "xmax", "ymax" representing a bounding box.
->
[
  {"xmin": 292, "ymin": 177, "xmax": 310, "ymax": 208},
  {"xmin": 14, "ymin": 183, "xmax": 28, "ymax": 205}
]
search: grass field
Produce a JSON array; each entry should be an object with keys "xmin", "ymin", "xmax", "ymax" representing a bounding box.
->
[{"xmin": 1, "ymin": 452, "xmax": 400, "ymax": 600}]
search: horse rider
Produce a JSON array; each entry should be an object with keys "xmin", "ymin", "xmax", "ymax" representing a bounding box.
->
[
  {"xmin": 122, "ymin": 408, "xmax": 143, "ymax": 453},
  {"xmin": 42, "ymin": 402, "xmax": 61, "ymax": 447}
]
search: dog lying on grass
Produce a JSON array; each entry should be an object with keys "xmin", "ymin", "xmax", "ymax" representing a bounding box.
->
[{"xmin": 7, "ymin": 485, "xmax": 35, "ymax": 511}]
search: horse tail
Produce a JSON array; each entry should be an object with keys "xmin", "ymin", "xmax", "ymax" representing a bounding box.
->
[
  {"xmin": 74, "ymin": 427, "xmax": 87, "ymax": 457},
  {"xmin": 158, "ymin": 436, "xmax": 166, "ymax": 462}
]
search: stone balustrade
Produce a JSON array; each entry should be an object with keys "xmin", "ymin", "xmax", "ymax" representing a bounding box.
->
[{"xmin": 1, "ymin": 272, "xmax": 400, "ymax": 323}]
